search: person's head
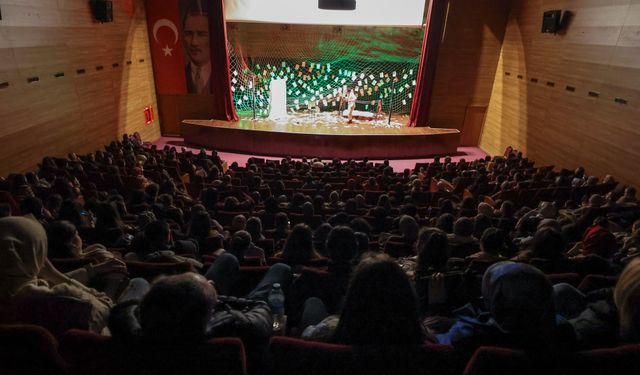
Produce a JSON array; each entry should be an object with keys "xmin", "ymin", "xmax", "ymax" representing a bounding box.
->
[
  {"xmin": 188, "ymin": 211, "xmax": 212, "ymax": 238},
  {"xmin": 140, "ymin": 273, "xmax": 217, "ymax": 343},
  {"xmin": 145, "ymin": 220, "xmax": 172, "ymax": 251},
  {"xmin": 94, "ymin": 202, "xmax": 122, "ymax": 231},
  {"xmin": 453, "ymin": 217, "xmax": 474, "ymax": 237},
  {"xmin": 0, "ymin": 216, "xmax": 49, "ymax": 299},
  {"xmin": 614, "ymin": 258, "xmax": 640, "ymax": 341},
  {"xmin": 0, "ymin": 203, "xmax": 11, "ymax": 218},
  {"xmin": 20, "ymin": 197, "xmax": 44, "ymax": 220},
  {"xmin": 398, "ymin": 215, "xmax": 420, "ymax": 242},
  {"xmin": 481, "ymin": 262, "xmax": 555, "ymax": 346},
  {"xmin": 245, "ymin": 217, "xmax": 263, "ymax": 240},
  {"xmin": 349, "ymin": 217, "xmax": 372, "ymax": 236},
  {"xmin": 333, "ymin": 254, "xmax": 422, "ymax": 346},
  {"xmin": 47, "ymin": 220, "xmax": 83, "ymax": 258},
  {"xmin": 231, "ymin": 230, "xmax": 252, "ymax": 259},
  {"xmin": 500, "ymin": 200, "xmax": 515, "ymax": 218},
  {"xmin": 231, "ymin": 214, "xmax": 247, "ymax": 232},
  {"xmin": 282, "ymin": 224, "xmax": 315, "ymax": 262},
  {"xmin": 480, "ymin": 227, "xmax": 504, "ymax": 256},
  {"xmin": 313, "ymin": 223, "xmax": 333, "ymax": 256},
  {"xmin": 436, "ymin": 213, "xmax": 455, "ymax": 234},
  {"xmin": 302, "ymin": 201, "xmax": 314, "ymax": 217},
  {"xmin": 183, "ymin": 13, "xmax": 210, "ymax": 67},
  {"xmin": 274, "ymin": 212, "xmax": 290, "ymax": 232},
  {"xmin": 624, "ymin": 186, "xmax": 637, "ymax": 199},
  {"xmin": 473, "ymin": 214, "xmax": 493, "ymax": 239},
  {"xmin": 326, "ymin": 226, "xmax": 358, "ymax": 265},
  {"xmin": 416, "ymin": 228, "xmax": 449, "ymax": 272}
]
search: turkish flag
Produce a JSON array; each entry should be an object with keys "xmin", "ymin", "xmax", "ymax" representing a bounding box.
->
[{"xmin": 146, "ymin": 0, "xmax": 187, "ymax": 94}]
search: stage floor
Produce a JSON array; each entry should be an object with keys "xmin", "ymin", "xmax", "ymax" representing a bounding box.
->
[{"xmin": 181, "ymin": 113, "xmax": 460, "ymax": 159}]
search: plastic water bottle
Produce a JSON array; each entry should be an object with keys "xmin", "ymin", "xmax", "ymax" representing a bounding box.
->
[{"xmin": 268, "ymin": 283, "xmax": 286, "ymax": 334}]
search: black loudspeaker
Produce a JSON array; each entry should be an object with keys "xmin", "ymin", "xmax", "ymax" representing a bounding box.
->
[
  {"xmin": 91, "ymin": 0, "xmax": 113, "ymax": 23},
  {"xmin": 542, "ymin": 10, "xmax": 562, "ymax": 33},
  {"xmin": 318, "ymin": 0, "xmax": 356, "ymax": 11}
]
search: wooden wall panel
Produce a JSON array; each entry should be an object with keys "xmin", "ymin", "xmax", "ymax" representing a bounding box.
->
[
  {"xmin": 428, "ymin": 0, "xmax": 511, "ymax": 131},
  {"xmin": 0, "ymin": 0, "xmax": 160, "ymax": 177},
  {"xmin": 481, "ymin": 0, "xmax": 640, "ymax": 187}
]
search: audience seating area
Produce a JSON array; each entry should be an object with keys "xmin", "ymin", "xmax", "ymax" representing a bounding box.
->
[{"xmin": 1, "ymin": 133, "xmax": 639, "ymax": 374}]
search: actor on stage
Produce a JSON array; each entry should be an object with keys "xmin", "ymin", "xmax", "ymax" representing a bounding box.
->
[{"xmin": 347, "ymin": 88, "xmax": 357, "ymax": 124}]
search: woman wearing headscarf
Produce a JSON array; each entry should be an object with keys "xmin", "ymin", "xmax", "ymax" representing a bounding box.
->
[
  {"xmin": 436, "ymin": 262, "xmax": 574, "ymax": 360},
  {"xmin": 0, "ymin": 216, "xmax": 124, "ymax": 332}
]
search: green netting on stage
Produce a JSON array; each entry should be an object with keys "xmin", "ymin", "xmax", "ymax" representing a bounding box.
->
[{"xmin": 227, "ymin": 30, "xmax": 422, "ymax": 117}]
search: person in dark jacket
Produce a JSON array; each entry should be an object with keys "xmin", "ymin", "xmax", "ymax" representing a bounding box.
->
[{"xmin": 108, "ymin": 272, "xmax": 275, "ymax": 374}]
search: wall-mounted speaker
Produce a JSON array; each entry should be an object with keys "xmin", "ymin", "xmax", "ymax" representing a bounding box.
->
[
  {"xmin": 91, "ymin": 0, "xmax": 113, "ymax": 23},
  {"xmin": 542, "ymin": 10, "xmax": 562, "ymax": 33},
  {"xmin": 318, "ymin": 0, "xmax": 356, "ymax": 11}
]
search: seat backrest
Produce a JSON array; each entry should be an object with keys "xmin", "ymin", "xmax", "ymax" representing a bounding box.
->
[
  {"xmin": 0, "ymin": 324, "xmax": 67, "ymax": 375},
  {"xmin": 577, "ymin": 274, "xmax": 618, "ymax": 293},
  {"xmin": 125, "ymin": 261, "xmax": 195, "ymax": 281},
  {"xmin": 384, "ymin": 241, "xmax": 414, "ymax": 258},
  {"xmin": 568, "ymin": 344, "xmax": 640, "ymax": 375},
  {"xmin": 267, "ymin": 337, "xmax": 459, "ymax": 375},
  {"xmin": 464, "ymin": 346, "xmax": 564, "ymax": 375},
  {"xmin": 59, "ymin": 329, "xmax": 246, "ymax": 375},
  {"xmin": 0, "ymin": 296, "xmax": 92, "ymax": 337}
]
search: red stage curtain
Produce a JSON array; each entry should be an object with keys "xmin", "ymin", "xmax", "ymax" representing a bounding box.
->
[
  {"xmin": 408, "ymin": 0, "xmax": 448, "ymax": 127},
  {"xmin": 209, "ymin": 0, "xmax": 238, "ymax": 121}
]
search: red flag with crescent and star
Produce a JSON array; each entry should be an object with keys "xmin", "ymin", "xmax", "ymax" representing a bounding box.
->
[{"xmin": 145, "ymin": 0, "xmax": 187, "ymax": 94}]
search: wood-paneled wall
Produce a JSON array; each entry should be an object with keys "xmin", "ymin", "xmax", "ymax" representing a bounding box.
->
[
  {"xmin": 428, "ymin": 0, "xmax": 511, "ymax": 131},
  {"xmin": 0, "ymin": 0, "xmax": 160, "ymax": 177},
  {"xmin": 481, "ymin": 0, "xmax": 640, "ymax": 187}
]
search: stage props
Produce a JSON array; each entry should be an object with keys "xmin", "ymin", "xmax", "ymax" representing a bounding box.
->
[{"xmin": 268, "ymin": 78, "xmax": 288, "ymax": 119}]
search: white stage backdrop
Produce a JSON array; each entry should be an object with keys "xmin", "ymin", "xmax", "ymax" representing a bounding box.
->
[{"xmin": 224, "ymin": 0, "xmax": 427, "ymax": 27}]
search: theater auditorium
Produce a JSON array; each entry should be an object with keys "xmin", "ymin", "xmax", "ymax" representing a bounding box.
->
[{"xmin": 0, "ymin": 0, "xmax": 639, "ymax": 374}]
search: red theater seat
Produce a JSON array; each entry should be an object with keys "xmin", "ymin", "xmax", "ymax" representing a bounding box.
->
[
  {"xmin": 0, "ymin": 296, "xmax": 92, "ymax": 337},
  {"xmin": 59, "ymin": 329, "xmax": 246, "ymax": 375},
  {"xmin": 267, "ymin": 337, "xmax": 459, "ymax": 375},
  {"xmin": 0, "ymin": 324, "xmax": 67, "ymax": 375},
  {"xmin": 568, "ymin": 344, "xmax": 640, "ymax": 375},
  {"xmin": 464, "ymin": 346, "xmax": 565, "ymax": 375}
]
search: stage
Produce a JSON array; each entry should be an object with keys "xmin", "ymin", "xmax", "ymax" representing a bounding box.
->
[{"xmin": 181, "ymin": 113, "xmax": 460, "ymax": 159}]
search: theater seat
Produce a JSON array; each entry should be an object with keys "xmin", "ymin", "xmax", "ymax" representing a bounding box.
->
[
  {"xmin": 266, "ymin": 337, "xmax": 459, "ymax": 375},
  {"xmin": 0, "ymin": 296, "xmax": 92, "ymax": 337},
  {"xmin": 125, "ymin": 260, "xmax": 195, "ymax": 281},
  {"xmin": 569, "ymin": 344, "xmax": 640, "ymax": 375},
  {"xmin": 59, "ymin": 329, "xmax": 246, "ymax": 375},
  {"xmin": 0, "ymin": 324, "xmax": 67, "ymax": 375},
  {"xmin": 464, "ymin": 346, "xmax": 567, "ymax": 375}
]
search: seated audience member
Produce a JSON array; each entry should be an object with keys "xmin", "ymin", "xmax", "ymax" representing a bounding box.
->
[
  {"xmin": 302, "ymin": 254, "xmax": 424, "ymax": 346},
  {"xmin": 312, "ymin": 223, "xmax": 333, "ymax": 256},
  {"xmin": 0, "ymin": 216, "xmax": 118, "ymax": 332},
  {"xmin": 126, "ymin": 220, "xmax": 202, "ymax": 269},
  {"xmin": 435, "ymin": 213, "xmax": 455, "ymax": 234},
  {"xmin": 108, "ymin": 272, "xmax": 277, "ymax": 373},
  {"xmin": 413, "ymin": 228, "xmax": 464, "ymax": 316},
  {"xmin": 614, "ymin": 257, "xmax": 640, "ymax": 342},
  {"xmin": 553, "ymin": 257, "xmax": 640, "ymax": 349},
  {"xmin": 246, "ymin": 216, "xmax": 266, "ymax": 242},
  {"xmin": 273, "ymin": 224, "xmax": 322, "ymax": 265},
  {"xmin": 616, "ymin": 186, "xmax": 638, "ymax": 206},
  {"xmin": 567, "ymin": 218, "xmax": 619, "ymax": 259},
  {"xmin": 436, "ymin": 262, "xmax": 573, "ymax": 360},
  {"xmin": 230, "ymin": 230, "xmax": 266, "ymax": 265},
  {"xmin": 385, "ymin": 215, "xmax": 420, "ymax": 246},
  {"xmin": 267, "ymin": 212, "xmax": 291, "ymax": 243},
  {"xmin": 448, "ymin": 217, "xmax": 479, "ymax": 258},
  {"xmin": 466, "ymin": 227, "xmax": 505, "ymax": 263}
]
